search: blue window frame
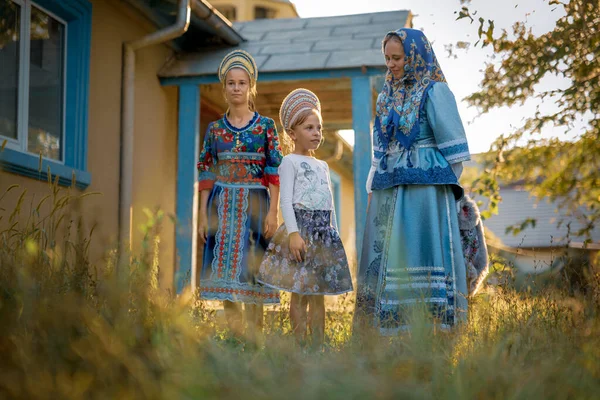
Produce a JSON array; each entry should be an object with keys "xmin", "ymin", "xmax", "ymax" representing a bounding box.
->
[
  {"xmin": 329, "ymin": 169, "xmax": 341, "ymax": 230},
  {"xmin": 0, "ymin": 0, "xmax": 91, "ymax": 189}
]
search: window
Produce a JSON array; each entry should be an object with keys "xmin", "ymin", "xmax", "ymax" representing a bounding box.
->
[
  {"xmin": 254, "ymin": 6, "xmax": 275, "ymax": 20},
  {"xmin": 0, "ymin": 1, "xmax": 22, "ymax": 143},
  {"xmin": 0, "ymin": 0, "xmax": 91, "ymax": 188},
  {"xmin": 1, "ymin": 0, "xmax": 65, "ymax": 161},
  {"xmin": 217, "ymin": 5, "xmax": 236, "ymax": 22}
]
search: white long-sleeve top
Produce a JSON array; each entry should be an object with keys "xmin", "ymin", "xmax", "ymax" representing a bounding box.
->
[{"xmin": 278, "ymin": 154, "xmax": 338, "ymax": 234}]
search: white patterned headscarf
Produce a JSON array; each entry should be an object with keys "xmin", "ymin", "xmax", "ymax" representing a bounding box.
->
[
  {"xmin": 279, "ymin": 88, "xmax": 321, "ymax": 131},
  {"xmin": 218, "ymin": 49, "xmax": 258, "ymax": 86}
]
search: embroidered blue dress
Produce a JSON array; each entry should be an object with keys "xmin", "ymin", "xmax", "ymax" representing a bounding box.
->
[
  {"xmin": 197, "ymin": 112, "xmax": 283, "ymax": 304},
  {"xmin": 355, "ymin": 29, "xmax": 471, "ymax": 334}
]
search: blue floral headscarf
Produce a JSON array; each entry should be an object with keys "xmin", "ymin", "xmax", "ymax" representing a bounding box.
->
[{"xmin": 375, "ymin": 28, "xmax": 446, "ymax": 155}]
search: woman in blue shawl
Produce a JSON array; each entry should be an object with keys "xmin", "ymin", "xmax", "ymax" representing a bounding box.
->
[{"xmin": 354, "ymin": 28, "xmax": 471, "ymax": 335}]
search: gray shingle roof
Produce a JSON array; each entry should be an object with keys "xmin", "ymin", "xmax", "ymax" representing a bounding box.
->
[
  {"xmin": 159, "ymin": 10, "xmax": 410, "ymax": 78},
  {"xmin": 464, "ymin": 157, "xmax": 600, "ymax": 248},
  {"xmin": 475, "ymin": 188, "xmax": 600, "ymax": 248}
]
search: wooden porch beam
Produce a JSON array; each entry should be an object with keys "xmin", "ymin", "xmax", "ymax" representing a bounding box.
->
[{"xmin": 161, "ymin": 67, "xmax": 387, "ymax": 86}]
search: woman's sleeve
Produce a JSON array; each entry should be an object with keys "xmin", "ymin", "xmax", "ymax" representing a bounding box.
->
[
  {"xmin": 323, "ymin": 162, "xmax": 339, "ymax": 231},
  {"xmin": 265, "ymin": 118, "xmax": 284, "ymax": 186},
  {"xmin": 366, "ymin": 96, "xmax": 387, "ymax": 194},
  {"xmin": 197, "ymin": 123, "xmax": 217, "ymax": 191},
  {"xmin": 426, "ymin": 82, "xmax": 471, "ymax": 164}
]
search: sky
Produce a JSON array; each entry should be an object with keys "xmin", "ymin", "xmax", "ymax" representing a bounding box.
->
[{"xmin": 290, "ymin": 0, "xmax": 583, "ymax": 154}]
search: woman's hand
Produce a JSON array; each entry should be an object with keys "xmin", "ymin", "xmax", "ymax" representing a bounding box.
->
[
  {"xmin": 367, "ymin": 193, "xmax": 372, "ymax": 210},
  {"xmin": 288, "ymin": 232, "xmax": 307, "ymax": 263},
  {"xmin": 264, "ymin": 210, "xmax": 279, "ymax": 239},
  {"xmin": 198, "ymin": 212, "xmax": 209, "ymax": 244}
]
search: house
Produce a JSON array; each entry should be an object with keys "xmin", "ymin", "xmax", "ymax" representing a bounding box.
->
[
  {"xmin": 0, "ymin": 0, "xmax": 412, "ymax": 293},
  {"xmin": 0, "ymin": 0, "xmax": 244, "ymax": 292},
  {"xmin": 462, "ymin": 159, "xmax": 600, "ymax": 274},
  {"xmin": 161, "ymin": 9, "xmax": 413, "ymax": 290},
  {"xmin": 210, "ymin": 0, "xmax": 299, "ymax": 22}
]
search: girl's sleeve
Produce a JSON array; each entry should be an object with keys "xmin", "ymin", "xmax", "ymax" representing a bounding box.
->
[
  {"xmin": 426, "ymin": 82, "xmax": 471, "ymax": 165},
  {"xmin": 197, "ymin": 123, "xmax": 217, "ymax": 191},
  {"xmin": 279, "ymin": 157, "xmax": 299, "ymax": 234},
  {"xmin": 265, "ymin": 118, "xmax": 284, "ymax": 186}
]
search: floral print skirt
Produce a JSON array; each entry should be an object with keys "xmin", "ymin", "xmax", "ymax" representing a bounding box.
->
[{"xmin": 257, "ymin": 208, "xmax": 353, "ymax": 295}]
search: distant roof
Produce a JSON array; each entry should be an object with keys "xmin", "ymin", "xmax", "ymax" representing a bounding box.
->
[
  {"xmin": 463, "ymin": 157, "xmax": 600, "ymax": 248},
  {"xmin": 475, "ymin": 188, "xmax": 600, "ymax": 249},
  {"xmin": 159, "ymin": 10, "xmax": 411, "ymax": 78}
]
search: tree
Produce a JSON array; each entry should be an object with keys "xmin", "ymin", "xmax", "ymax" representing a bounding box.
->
[
  {"xmin": 0, "ymin": 2, "xmax": 50, "ymax": 50},
  {"xmin": 456, "ymin": 0, "xmax": 600, "ymax": 241}
]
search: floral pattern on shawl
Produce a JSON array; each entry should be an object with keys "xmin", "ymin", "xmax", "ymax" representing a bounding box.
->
[{"xmin": 376, "ymin": 28, "xmax": 447, "ymax": 153}]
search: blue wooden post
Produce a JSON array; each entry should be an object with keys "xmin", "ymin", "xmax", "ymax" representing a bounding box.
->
[
  {"xmin": 175, "ymin": 84, "xmax": 200, "ymax": 294},
  {"xmin": 351, "ymin": 76, "xmax": 374, "ymax": 261}
]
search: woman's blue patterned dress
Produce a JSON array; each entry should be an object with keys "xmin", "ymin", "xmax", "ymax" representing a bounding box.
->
[
  {"xmin": 197, "ymin": 112, "xmax": 283, "ymax": 304},
  {"xmin": 354, "ymin": 28, "xmax": 471, "ymax": 334}
]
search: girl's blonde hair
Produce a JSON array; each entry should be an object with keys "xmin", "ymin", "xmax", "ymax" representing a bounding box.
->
[{"xmin": 280, "ymin": 108, "xmax": 323, "ymax": 155}]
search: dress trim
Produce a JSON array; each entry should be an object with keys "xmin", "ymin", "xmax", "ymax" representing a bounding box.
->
[{"xmin": 222, "ymin": 111, "xmax": 259, "ymax": 132}]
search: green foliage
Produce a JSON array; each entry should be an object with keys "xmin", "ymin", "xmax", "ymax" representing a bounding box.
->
[
  {"xmin": 0, "ymin": 1, "xmax": 54, "ymax": 49},
  {"xmin": 505, "ymin": 217, "xmax": 537, "ymax": 235},
  {"xmin": 456, "ymin": 0, "xmax": 600, "ymax": 238}
]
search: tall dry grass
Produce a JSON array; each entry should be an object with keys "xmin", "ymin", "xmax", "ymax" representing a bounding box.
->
[{"xmin": 1, "ymin": 179, "xmax": 599, "ymax": 399}]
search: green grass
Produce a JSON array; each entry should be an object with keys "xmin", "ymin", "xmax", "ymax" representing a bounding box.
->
[{"xmin": 1, "ymin": 181, "xmax": 599, "ymax": 399}]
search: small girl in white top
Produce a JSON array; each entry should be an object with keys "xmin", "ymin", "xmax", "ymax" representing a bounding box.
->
[{"xmin": 258, "ymin": 89, "xmax": 353, "ymax": 346}]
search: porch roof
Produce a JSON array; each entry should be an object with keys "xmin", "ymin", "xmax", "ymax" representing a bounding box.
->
[{"xmin": 158, "ymin": 10, "xmax": 411, "ymax": 78}]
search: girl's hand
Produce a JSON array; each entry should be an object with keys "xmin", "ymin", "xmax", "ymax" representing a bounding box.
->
[
  {"xmin": 264, "ymin": 211, "xmax": 279, "ymax": 239},
  {"xmin": 288, "ymin": 232, "xmax": 307, "ymax": 263},
  {"xmin": 198, "ymin": 212, "xmax": 209, "ymax": 244}
]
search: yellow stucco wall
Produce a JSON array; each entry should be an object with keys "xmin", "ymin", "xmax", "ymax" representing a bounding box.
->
[
  {"xmin": 89, "ymin": 0, "xmax": 179, "ymax": 290},
  {"xmin": 0, "ymin": 0, "xmax": 178, "ymax": 290},
  {"xmin": 211, "ymin": 0, "xmax": 299, "ymax": 22},
  {"xmin": 337, "ymin": 172, "xmax": 357, "ymax": 276}
]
